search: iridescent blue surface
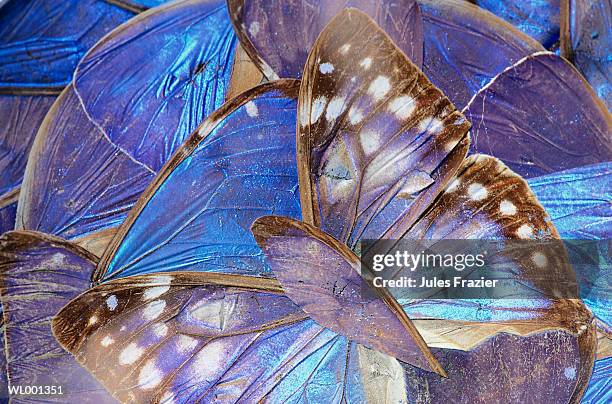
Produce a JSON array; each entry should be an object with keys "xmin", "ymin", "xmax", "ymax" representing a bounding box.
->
[
  {"xmin": 474, "ymin": 0, "xmax": 560, "ymax": 48},
  {"xmin": 103, "ymin": 84, "xmax": 301, "ymax": 281},
  {"xmin": 0, "ymin": 0, "xmax": 134, "ymax": 89},
  {"xmin": 582, "ymin": 357, "xmax": 612, "ymax": 403},
  {"xmin": 0, "ymin": 200, "xmax": 16, "ymax": 234},
  {"xmin": 18, "ymin": 0, "xmax": 239, "ymax": 240}
]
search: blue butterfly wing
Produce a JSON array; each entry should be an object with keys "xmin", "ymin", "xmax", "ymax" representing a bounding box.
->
[
  {"xmin": 0, "ymin": 0, "xmax": 134, "ymax": 89},
  {"xmin": 18, "ymin": 0, "xmax": 238, "ymax": 246},
  {"xmin": 97, "ymin": 81, "xmax": 302, "ymax": 281},
  {"xmin": 565, "ymin": 0, "xmax": 612, "ymax": 110},
  {"xmin": 419, "ymin": 0, "xmax": 545, "ymax": 108},
  {"xmin": 582, "ymin": 357, "xmax": 612, "ymax": 404},
  {"xmin": 473, "ymin": 0, "xmax": 560, "ymax": 48},
  {"xmin": 0, "ymin": 231, "xmax": 115, "ymax": 402},
  {"xmin": 463, "ymin": 53, "xmax": 611, "ymax": 179}
]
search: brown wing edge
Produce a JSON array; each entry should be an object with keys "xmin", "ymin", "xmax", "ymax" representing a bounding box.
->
[{"xmin": 94, "ymin": 79, "xmax": 300, "ymax": 283}]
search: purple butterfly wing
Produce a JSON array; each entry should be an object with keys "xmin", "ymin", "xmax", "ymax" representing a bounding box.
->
[
  {"xmin": 563, "ymin": 0, "xmax": 612, "ymax": 109},
  {"xmin": 228, "ymin": 0, "xmax": 423, "ymax": 79},
  {"xmin": 419, "ymin": 0, "xmax": 545, "ymax": 108},
  {"xmin": 0, "ymin": 193, "xmax": 17, "ymax": 234},
  {"xmin": 18, "ymin": 0, "xmax": 239, "ymax": 248},
  {"xmin": 0, "ymin": 231, "xmax": 115, "ymax": 402},
  {"xmin": 297, "ymin": 8, "xmax": 470, "ymax": 247},
  {"xmin": 96, "ymin": 81, "xmax": 301, "ymax": 282},
  {"xmin": 463, "ymin": 52, "xmax": 611, "ymax": 179},
  {"xmin": 52, "ymin": 272, "xmax": 410, "ymax": 402},
  {"xmin": 252, "ymin": 215, "xmax": 445, "ymax": 375},
  {"xmin": 403, "ymin": 329, "xmax": 596, "ymax": 404}
]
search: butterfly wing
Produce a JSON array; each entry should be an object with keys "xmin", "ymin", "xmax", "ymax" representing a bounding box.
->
[
  {"xmin": 473, "ymin": 0, "xmax": 560, "ymax": 48},
  {"xmin": 0, "ymin": 193, "xmax": 17, "ymax": 234},
  {"xmin": 0, "ymin": 231, "xmax": 115, "ymax": 402},
  {"xmin": 228, "ymin": 0, "xmax": 423, "ymax": 79},
  {"xmin": 96, "ymin": 81, "xmax": 302, "ymax": 282},
  {"xmin": 17, "ymin": 0, "xmax": 239, "ymax": 249},
  {"xmin": 562, "ymin": 0, "xmax": 612, "ymax": 109},
  {"xmin": 0, "ymin": 0, "xmax": 134, "ymax": 90},
  {"xmin": 463, "ymin": 52, "xmax": 611, "ymax": 179},
  {"xmin": 419, "ymin": 0, "xmax": 544, "ymax": 108},
  {"xmin": 252, "ymin": 215, "xmax": 444, "ymax": 375},
  {"xmin": 582, "ymin": 357, "xmax": 612, "ymax": 403},
  {"xmin": 298, "ymin": 8, "xmax": 470, "ymax": 247},
  {"xmin": 403, "ymin": 328, "xmax": 596, "ymax": 404},
  {"xmin": 53, "ymin": 272, "xmax": 410, "ymax": 403},
  {"xmin": 105, "ymin": 0, "xmax": 170, "ymax": 13}
]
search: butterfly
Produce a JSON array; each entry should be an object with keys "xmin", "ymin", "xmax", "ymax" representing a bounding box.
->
[
  {"xmin": 52, "ymin": 8, "xmax": 596, "ymax": 402},
  {"xmin": 16, "ymin": 0, "xmax": 243, "ymax": 256}
]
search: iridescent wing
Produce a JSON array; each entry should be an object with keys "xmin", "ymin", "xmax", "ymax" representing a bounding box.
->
[
  {"xmin": 0, "ymin": 0, "xmax": 133, "ymax": 90},
  {"xmin": 0, "ymin": 231, "xmax": 114, "ymax": 402},
  {"xmin": 17, "ymin": 0, "xmax": 239, "ymax": 250},
  {"xmin": 297, "ymin": 8, "xmax": 470, "ymax": 247},
  {"xmin": 463, "ymin": 52, "xmax": 612, "ymax": 179},
  {"xmin": 103, "ymin": 0, "xmax": 170, "ymax": 13},
  {"xmin": 419, "ymin": 0, "xmax": 544, "ymax": 108},
  {"xmin": 473, "ymin": 0, "xmax": 560, "ymax": 48},
  {"xmin": 96, "ymin": 81, "xmax": 302, "ymax": 282},
  {"xmin": 0, "ymin": 191, "xmax": 17, "ymax": 234},
  {"xmin": 228, "ymin": 0, "xmax": 423, "ymax": 79},
  {"xmin": 251, "ymin": 215, "xmax": 445, "ymax": 375},
  {"xmin": 53, "ymin": 272, "xmax": 412, "ymax": 403},
  {"xmin": 562, "ymin": 0, "xmax": 612, "ymax": 109},
  {"xmin": 582, "ymin": 357, "xmax": 612, "ymax": 403},
  {"xmin": 403, "ymin": 329, "xmax": 596, "ymax": 404}
]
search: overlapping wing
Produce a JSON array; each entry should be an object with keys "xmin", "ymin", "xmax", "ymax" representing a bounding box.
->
[
  {"xmin": 463, "ymin": 52, "xmax": 611, "ymax": 179},
  {"xmin": 0, "ymin": 231, "xmax": 115, "ymax": 402},
  {"xmin": 228, "ymin": 0, "xmax": 423, "ymax": 79},
  {"xmin": 298, "ymin": 8, "xmax": 470, "ymax": 247},
  {"xmin": 96, "ymin": 81, "xmax": 302, "ymax": 282}
]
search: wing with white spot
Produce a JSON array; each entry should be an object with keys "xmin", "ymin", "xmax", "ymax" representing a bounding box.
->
[
  {"xmin": 96, "ymin": 81, "xmax": 302, "ymax": 282},
  {"xmin": 297, "ymin": 8, "xmax": 470, "ymax": 247},
  {"xmin": 463, "ymin": 53, "xmax": 611, "ymax": 179},
  {"xmin": 228, "ymin": 0, "xmax": 423, "ymax": 79},
  {"xmin": 52, "ymin": 272, "xmax": 409, "ymax": 403},
  {"xmin": 251, "ymin": 215, "xmax": 445, "ymax": 376},
  {"xmin": 0, "ymin": 231, "xmax": 115, "ymax": 403}
]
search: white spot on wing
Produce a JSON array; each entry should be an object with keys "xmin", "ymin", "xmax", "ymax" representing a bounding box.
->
[
  {"xmin": 360, "ymin": 130, "xmax": 380, "ymax": 155},
  {"xmin": 143, "ymin": 300, "xmax": 166, "ymax": 321},
  {"xmin": 177, "ymin": 335, "xmax": 198, "ymax": 353},
  {"xmin": 101, "ymin": 336, "xmax": 114, "ymax": 347},
  {"xmin": 348, "ymin": 106, "xmax": 364, "ymax": 125},
  {"xmin": 326, "ymin": 96, "xmax": 345, "ymax": 121},
  {"xmin": 143, "ymin": 286, "xmax": 169, "ymax": 301},
  {"xmin": 418, "ymin": 117, "xmax": 443, "ymax": 134},
  {"xmin": 310, "ymin": 96, "xmax": 327, "ymax": 124},
  {"xmin": 340, "ymin": 44, "xmax": 351, "ymax": 54},
  {"xmin": 368, "ymin": 76, "xmax": 390, "ymax": 100},
  {"xmin": 245, "ymin": 101, "xmax": 258, "ymax": 117},
  {"xmin": 138, "ymin": 359, "xmax": 163, "ymax": 390},
  {"xmin": 516, "ymin": 224, "xmax": 533, "ymax": 239},
  {"xmin": 88, "ymin": 316, "xmax": 98, "ymax": 325},
  {"xmin": 532, "ymin": 252, "xmax": 548, "ymax": 268},
  {"xmin": 467, "ymin": 183, "xmax": 488, "ymax": 201},
  {"xmin": 119, "ymin": 342, "xmax": 144, "ymax": 365},
  {"xmin": 500, "ymin": 200, "xmax": 517, "ymax": 216},
  {"xmin": 388, "ymin": 96, "xmax": 416, "ymax": 120},
  {"xmin": 360, "ymin": 57, "xmax": 372, "ymax": 69},
  {"xmin": 319, "ymin": 62, "xmax": 334, "ymax": 74},
  {"xmin": 564, "ymin": 367, "xmax": 576, "ymax": 380},
  {"xmin": 248, "ymin": 21, "xmax": 260, "ymax": 36},
  {"xmin": 106, "ymin": 295, "xmax": 118, "ymax": 311},
  {"xmin": 446, "ymin": 179, "xmax": 460, "ymax": 193}
]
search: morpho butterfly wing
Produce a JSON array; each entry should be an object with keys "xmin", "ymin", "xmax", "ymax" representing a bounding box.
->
[
  {"xmin": 562, "ymin": 0, "xmax": 611, "ymax": 109},
  {"xmin": 528, "ymin": 163, "xmax": 612, "ymax": 240},
  {"xmin": 228, "ymin": 0, "xmax": 423, "ymax": 79},
  {"xmin": 298, "ymin": 8, "xmax": 470, "ymax": 247},
  {"xmin": 418, "ymin": 0, "xmax": 545, "ymax": 109},
  {"xmin": 18, "ymin": 0, "xmax": 238, "ymax": 246},
  {"xmin": 251, "ymin": 215, "xmax": 445, "ymax": 376},
  {"xmin": 53, "ymin": 272, "xmax": 412, "ymax": 403},
  {"xmin": 403, "ymin": 328, "xmax": 596, "ymax": 404},
  {"xmin": 96, "ymin": 81, "xmax": 302, "ymax": 282},
  {"xmin": 463, "ymin": 52, "xmax": 612, "ymax": 179},
  {"xmin": 582, "ymin": 357, "xmax": 612, "ymax": 403},
  {"xmin": 103, "ymin": 0, "xmax": 171, "ymax": 13},
  {"xmin": 473, "ymin": 0, "xmax": 561, "ymax": 49},
  {"xmin": 17, "ymin": 86, "xmax": 155, "ymax": 246},
  {"xmin": 0, "ymin": 231, "xmax": 115, "ymax": 402},
  {"xmin": 0, "ymin": 0, "xmax": 134, "ymax": 90},
  {"xmin": 0, "ymin": 192, "xmax": 17, "ymax": 234}
]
